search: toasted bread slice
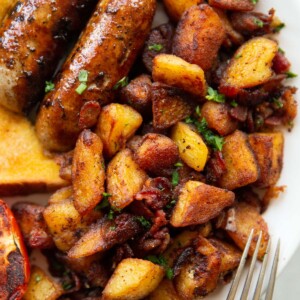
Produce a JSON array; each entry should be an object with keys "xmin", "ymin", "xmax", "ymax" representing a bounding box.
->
[{"xmin": 0, "ymin": 106, "xmax": 66, "ymax": 196}]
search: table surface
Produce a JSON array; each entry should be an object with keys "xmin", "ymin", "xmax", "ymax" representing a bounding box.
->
[{"xmin": 274, "ymin": 246, "xmax": 300, "ymax": 299}]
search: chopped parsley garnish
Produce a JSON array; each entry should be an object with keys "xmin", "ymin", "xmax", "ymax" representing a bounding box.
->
[
  {"xmin": 206, "ymin": 87, "xmax": 225, "ymax": 103},
  {"xmin": 254, "ymin": 18, "xmax": 264, "ymax": 28},
  {"xmin": 230, "ymin": 101, "xmax": 238, "ymax": 107},
  {"xmin": 251, "ymin": 0, "xmax": 259, "ymax": 4},
  {"xmin": 235, "ymin": 54, "xmax": 243, "ymax": 59},
  {"xmin": 113, "ymin": 76, "xmax": 129, "ymax": 90},
  {"xmin": 274, "ymin": 23, "xmax": 285, "ymax": 33},
  {"xmin": 185, "ymin": 116, "xmax": 195, "ymax": 124},
  {"xmin": 195, "ymin": 105, "xmax": 201, "ymax": 116},
  {"xmin": 273, "ymin": 98, "xmax": 284, "ymax": 109},
  {"xmin": 108, "ymin": 209, "xmax": 115, "ymax": 220},
  {"xmin": 148, "ymin": 44, "xmax": 163, "ymax": 52},
  {"xmin": 171, "ymin": 170, "xmax": 179, "ymax": 186},
  {"xmin": 35, "ymin": 274, "xmax": 42, "ymax": 283},
  {"xmin": 278, "ymin": 48, "xmax": 285, "ymax": 54},
  {"xmin": 286, "ymin": 71, "xmax": 298, "ymax": 78},
  {"xmin": 109, "ymin": 226, "xmax": 116, "ymax": 231},
  {"xmin": 76, "ymin": 83, "xmax": 87, "ymax": 95},
  {"xmin": 76, "ymin": 70, "xmax": 89, "ymax": 95},
  {"xmin": 45, "ymin": 81, "xmax": 55, "ymax": 93},
  {"xmin": 174, "ymin": 162, "xmax": 183, "ymax": 168},
  {"xmin": 135, "ymin": 216, "xmax": 151, "ymax": 229},
  {"xmin": 95, "ymin": 195, "xmax": 111, "ymax": 211},
  {"xmin": 62, "ymin": 282, "xmax": 73, "ymax": 291},
  {"xmin": 166, "ymin": 199, "xmax": 176, "ymax": 209},
  {"xmin": 146, "ymin": 255, "xmax": 174, "ymax": 280}
]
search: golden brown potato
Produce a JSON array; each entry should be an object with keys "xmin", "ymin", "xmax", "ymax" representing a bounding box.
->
[
  {"xmin": 107, "ymin": 149, "xmax": 148, "ymax": 210},
  {"xmin": 152, "ymin": 54, "xmax": 207, "ymax": 97},
  {"xmin": 171, "ymin": 122, "xmax": 208, "ymax": 172},
  {"xmin": 43, "ymin": 199, "xmax": 101, "ymax": 252},
  {"xmin": 201, "ymin": 102, "xmax": 238, "ymax": 136},
  {"xmin": 208, "ymin": 0, "xmax": 255, "ymax": 12},
  {"xmin": 163, "ymin": 0, "xmax": 204, "ymax": 21},
  {"xmin": 220, "ymin": 37, "xmax": 278, "ymax": 90},
  {"xmin": 152, "ymin": 83, "xmax": 193, "ymax": 130},
  {"xmin": 0, "ymin": 0, "xmax": 17, "ymax": 23},
  {"xmin": 249, "ymin": 132, "xmax": 284, "ymax": 188},
  {"xmin": 173, "ymin": 4, "xmax": 226, "ymax": 71},
  {"xmin": 23, "ymin": 266, "xmax": 63, "ymax": 300},
  {"xmin": 48, "ymin": 186, "xmax": 73, "ymax": 205},
  {"xmin": 96, "ymin": 104, "xmax": 143, "ymax": 159},
  {"xmin": 219, "ymin": 130, "xmax": 259, "ymax": 190},
  {"xmin": 72, "ymin": 130, "xmax": 105, "ymax": 215},
  {"xmin": 134, "ymin": 133, "xmax": 179, "ymax": 174},
  {"xmin": 170, "ymin": 181, "xmax": 235, "ymax": 227},
  {"xmin": 102, "ymin": 258, "xmax": 165, "ymax": 300},
  {"xmin": 148, "ymin": 279, "xmax": 182, "ymax": 300},
  {"xmin": 223, "ymin": 202, "xmax": 269, "ymax": 259}
]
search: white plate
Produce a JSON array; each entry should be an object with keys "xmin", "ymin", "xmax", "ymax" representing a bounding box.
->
[{"xmin": 4, "ymin": 0, "xmax": 300, "ymax": 298}]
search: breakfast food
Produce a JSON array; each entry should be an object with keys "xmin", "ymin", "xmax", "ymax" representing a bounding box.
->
[{"xmin": 0, "ymin": 0, "xmax": 298, "ymax": 299}]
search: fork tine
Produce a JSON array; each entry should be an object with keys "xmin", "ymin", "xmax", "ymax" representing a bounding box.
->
[
  {"xmin": 265, "ymin": 239, "xmax": 280, "ymax": 300},
  {"xmin": 253, "ymin": 238, "xmax": 272, "ymax": 300},
  {"xmin": 240, "ymin": 231, "xmax": 263, "ymax": 300},
  {"xmin": 226, "ymin": 229, "xmax": 254, "ymax": 300}
]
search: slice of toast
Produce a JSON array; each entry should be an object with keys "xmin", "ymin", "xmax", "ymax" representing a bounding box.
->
[{"xmin": 0, "ymin": 106, "xmax": 67, "ymax": 196}]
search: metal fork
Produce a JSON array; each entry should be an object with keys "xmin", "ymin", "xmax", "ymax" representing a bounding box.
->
[{"xmin": 227, "ymin": 229, "xmax": 280, "ymax": 300}]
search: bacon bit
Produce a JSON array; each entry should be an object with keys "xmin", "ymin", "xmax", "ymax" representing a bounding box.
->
[
  {"xmin": 230, "ymin": 105, "xmax": 248, "ymax": 122},
  {"xmin": 206, "ymin": 151, "xmax": 227, "ymax": 184},
  {"xmin": 272, "ymin": 52, "xmax": 291, "ymax": 74}
]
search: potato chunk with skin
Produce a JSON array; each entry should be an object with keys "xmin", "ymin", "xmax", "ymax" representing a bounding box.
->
[
  {"xmin": 170, "ymin": 181, "xmax": 235, "ymax": 227},
  {"xmin": 148, "ymin": 279, "xmax": 182, "ymax": 300},
  {"xmin": 152, "ymin": 54, "xmax": 207, "ymax": 97},
  {"xmin": 221, "ymin": 37, "xmax": 278, "ymax": 90},
  {"xmin": 171, "ymin": 122, "xmax": 208, "ymax": 172},
  {"xmin": 163, "ymin": 0, "xmax": 204, "ymax": 21},
  {"xmin": 23, "ymin": 266, "xmax": 63, "ymax": 300},
  {"xmin": 219, "ymin": 130, "xmax": 259, "ymax": 190},
  {"xmin": 249, "ymin": 132, "xmax": 284, "ymax": 188},
  {"xmin": 223, "ymin": 202, "xmax": 269, "ymax": 259},
  {"xmin": 172, "ymin": 4, "xmax": 226, "ymax": 71},
  {"xmin": 102, "ymin": 258, "xmax": 165, "ymax": 300},
  {"xmin": 201, "ymin": 102, "xmax": 238, "ymax": 136},
  {"xmin": 48, "ymin": 186, "xmax": 73, "ymax": 205},
  {"xmin": 72, "ymin": 130, "xmax": 105, "ymax": 215},
  {"xmin": 96, "ymin": 104, "xmax": 143, "ymax": 158},
  {"xmin": 107, "ymin": 149, "xmax": 148, "ymax": 210},
  {"xmin": 135, "ymin": 133, "xmax": 179, "ymax": 175}
]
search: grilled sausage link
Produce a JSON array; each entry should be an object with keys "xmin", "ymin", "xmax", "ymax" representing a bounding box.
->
[
  {"xmin": 0, "ymin": 0, "xmax": 97, "ymax": 113},
  {"xmin": 36, "ymin": 0, "xmax": 156, "ymax": 152}
]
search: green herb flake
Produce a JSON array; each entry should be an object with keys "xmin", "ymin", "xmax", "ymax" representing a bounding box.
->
[
  {"xmin": 109, "ymin": 226, "xmax": 116, "ymax": 231},
  {"xmin": 166, "ymin": 199, "xmax": 176, "ymax": 209},
  {"xmin": 75, "ymin": 82, "xmax": 87, "ymax": 95},
  {"xmin": 171, "ymin": 170, "xmax": 179, "ymax": 186},
  {"xmin": 286, "ymin": 71, "xmax": 298, "ymax": 79},
  {"xmin": 113, "ymin": 76, "xmax": 129, "ymax": 90},
  {"xmin": 148, "ymin": 44, "xmax": 163, "ymax": 52},
  {"xmin": 45, "ymin": 81, "xmax": 55, "ymax": 93},
  {"xmin": 35, "ymin": 274, "xmax": 42, "ymax": 283},
  {"xmin": 274, "ymin": 23, "xmax": 285, "ymax": 33},
  {"xmin": 78, "ymin": 70, "xmax": 89, "ymax": 82},
  {"xmin": 95, "ymin": 197, "xmax": 110, "ymax": 211},
  {"xmin": 230, "ymin": 101, "xmax": 238, "ymax": 107},
  {"xmin": 251, "ymin": 0, "xmax": 259, "ymax": 4},
  {"xmin": 278, "ymin": 48, "xmax": 285, "ymax": 54},
  {"xmin": 174, "ymin": 162, "xmax": 183, "ymax": 168},
  {"xmin": 185, "ymin": 116, "xmax": 195, "ymax": 124},
  {"xmin": 166, "ymin": 268, "xmax": 174, "ymax": 280},
  {"xmin": 62, "ymin": 282, "xmax": 73, "ymax": 291},
  {"xmin": 195, "ymin": 105, "xmax": 201, "ymax": 116},
  {"xmin": 273, "ymin": 98, "xmax": 284, "ymax": 109},
  {"xmin": 254, "ymin": 18, "xmax": 264, "ymax": 28},
  {"xmin": 108, "ymin": 209, "xmax": 115, "ymax": 220},
  {"xmin": 146, "ymin": 255, "xmax": 174, "ymax": 280},
  {"xmin": 235, "ymin": 54, "xmax": 243, "ymax": 59},
  {"xmin": 135, "ymin": 216, "xmax": 151, "ymax": 229},
  {"xmin": 205, "ymin": 87, "xmax": 225, "ymax": 103}
]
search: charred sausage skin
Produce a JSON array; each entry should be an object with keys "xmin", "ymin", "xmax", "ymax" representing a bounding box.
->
[
  {"xmin": 0, "ymin": 0, "xmax": 97, "ymax": 113},
  {"xmin": 36, "ymin": 0, "xmax": 156, "ymax": 152}
]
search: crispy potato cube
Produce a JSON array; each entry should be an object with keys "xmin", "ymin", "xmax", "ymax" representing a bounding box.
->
[
  {"xmin": 163, "ymin": 0, "xmax": 204, "ymax": 21},
  {"xmin": 170, "ymin": 181, "xmax": 235, "ymax": 227},
  {"xmin": 201, "ymin": 102, "xmax": 238, "ymax": 136},
  {"xmin": 221, "ymin": 37, "xmax": 278, "ymax": 90},
  {"xmin": 249, "ymin": 132, "xmax": 284, "ymax": 187},
  {"xmin": 224, "ymin": 202, "xmax": 269, "ymax": 259},
  {"xmin": 72, "ymin": 130, "xmax": 105, "ymax": 215},
  {"xmin": 102, "ymin": 258, "xmax": 165, "ymax": 300},
  {"xmin": 96, "ymin": 104, "xmax": 143, "ymax": 158},
  {"xmin": 135, "ymin": 133, "xmax": 179, "ymax": 174},
  {"xmin": 23, "ymin": 266, "xmax": 63, "ymax": 300},
  {"xmin": 152, "ymin": 54, "xmax": 207, "ymax": 97},
  {"xmin": 148, "ymin": 279, "xmax": 182, "ymax": 300},
  {"xmin": 43, "ymin": 199, "xmax": 101, "ymax": 251},
  {"xmin": 208, "ymin": 0, "xmax": 255, "ymax": 11},
  {"xmin": 107, "ymin": 149, "xmax": 148, "ymax": 210},
  {"xmin": 48, "ymin": 186, "xmax": 73, "ymax": 205},
  {"xmin": 152, "ymin": 83, "xmax": 192, "ymax": 130},
  {"xmin": 173, "ymin": 4, "xmax": 226, "ymax": 71},
  {"xmin": 171, "ymin": 122, "xmax": 208, "ymax": 172},
  {"xmin": 219, "ymin": 130, "xmax": 259, "ymax": 190}
]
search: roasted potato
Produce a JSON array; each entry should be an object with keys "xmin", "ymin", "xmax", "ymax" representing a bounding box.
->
[
  {"xmin": 0, "ymin": 0, "xmax": 17, "ymax": 23},
  {"xmin": 152, "ymin": 54, "xmax": 207, "ymax": 97},
  {"xmin": 173, "ymin": 4, "xmax": 226, "ymax": 71},
  {"xmin": 102, "ymin": 258, "xmax": 165, "ymax": 300},
  {"xmin": 107, "ymin": 149, "xmax": 148, "ymax": 210},
  {"xmin": 48, "ymin": 186, "xmax": 73, "ymax": 205},
  {"xmin": 96, "ymin": 104, "xmax": 143, "ymax": 159},
  {"xmin": 72, "ymin": 130, "xmax": 105, "ymax": 215},
  {"xmin": 23, "ymin": 266, "xmax": 63, "ymax": 300},
  {"xmin": 249, "ymin": 132, "xmax": 284, "ymax": 187},
  {"xmin": 134, "ymin": 133, "xmax": 179, "ymax": 174},
  {"xmin": 201, "ymin": 102, "xmax": 238, "ymax": 136},
  {"xmin": 171, "ymin": 122, "xmax": 208, "ymax": 172},
  {"xmin": 148, "ymin": 279, "xmax": 182, "ymax": 300},
  {"xmin": 223, "ymin": 202, "xmax": 269, "ymax": 259},
  {"xmin": 163, "ymin": 0, "xmax": 204, "ymax": 21},
  {"xmin": 220, "ymin": 37, "xmax": 278, "ymax": 92},
  {"xmin": 170, "ymin": 181, "xmax": 235, "ymax": 227},
  {"xmin": 219, "ymin": 130, "xmax": 259, "ymax": 190}
]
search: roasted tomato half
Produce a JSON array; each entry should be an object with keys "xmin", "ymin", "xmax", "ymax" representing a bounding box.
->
[{"xmin": 0, "ymin": 199, "xmax": 30, "ymax": 299}]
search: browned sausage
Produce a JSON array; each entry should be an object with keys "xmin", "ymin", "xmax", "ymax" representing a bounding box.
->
[
  {"xmin": 36, "ymin": 0, "xmax": 156, "ymax": 152},
  {"xmin": 0, "ymin": 0, "xmax": 97, "ymax": 113}
]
